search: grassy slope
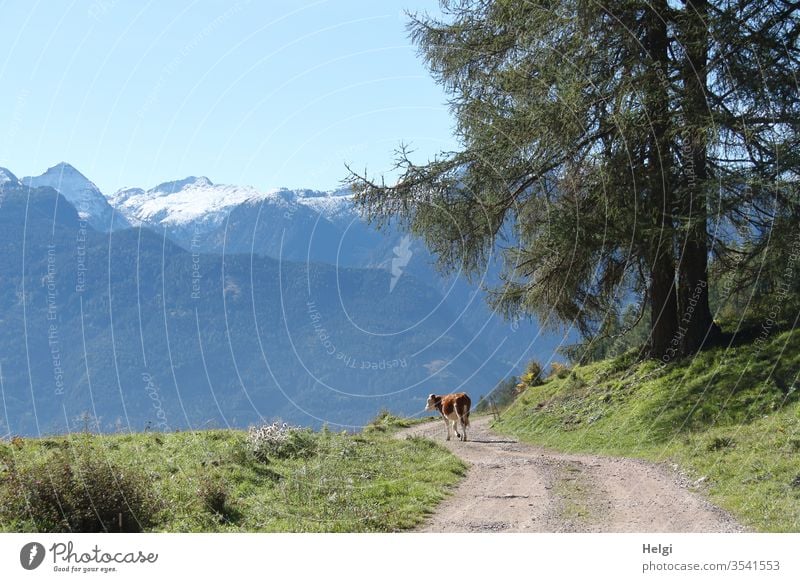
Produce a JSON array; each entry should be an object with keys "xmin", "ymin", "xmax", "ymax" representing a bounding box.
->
[
  {"xmin": 0, "ymin": 419, "xmax": 464, "ymax": 532},
  {"xmin": 494, "ymin": 329, "xmax": 800, "ymax": 532}
]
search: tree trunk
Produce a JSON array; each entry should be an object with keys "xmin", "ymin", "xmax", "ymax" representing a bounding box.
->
[
  {"xmin": 677, "ymin": 0, "xmax": 719, "ymax": 354},
  {"xmin": 645, "ymin": 0, "xmax": 680, "ymax": 360},
  {"xmin": 650, "ymin": 251, "xmax": 681, "ymax": 360}
]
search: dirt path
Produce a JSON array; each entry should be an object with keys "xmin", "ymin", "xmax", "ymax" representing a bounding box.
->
[{"xmin": 399, "ymin": 416, "xmax": 743, "ymax": 532}]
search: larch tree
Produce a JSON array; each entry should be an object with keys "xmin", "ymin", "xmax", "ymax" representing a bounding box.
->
[{"xmin": 346, "ymin": 0, "xmax": 798, "ymax": 360}]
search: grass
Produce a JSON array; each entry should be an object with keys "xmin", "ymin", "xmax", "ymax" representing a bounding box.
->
[
  {"xmin": 552, "ymin": 462, "xmax": 594, "ymax": 524},
  {"xmin": 0, "ymin": 422, "xmax": 465, "ymax": 532},
  {"xmin": 362, "ymin": 409, "xmax": 434, "ymax": 434},
  {"xmin": 494, "ymin": 328, "xmax": 800, "ymax": 532}
]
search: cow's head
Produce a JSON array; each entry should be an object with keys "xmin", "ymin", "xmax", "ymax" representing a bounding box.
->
[{"xmin": 425, "ymin": 394, "xmax": 440, "ymax": 411}]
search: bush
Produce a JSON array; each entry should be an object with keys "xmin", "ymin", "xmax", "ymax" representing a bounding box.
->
[
  {"xmin": 0, "ymin": 444, "xmax": 160, "ymax": 532},
  {"xmin": 516, "ymin": 361, "xmax": 543, "ymax": 394},
  {"xmin": 197, "ymin": 478, "xmax": 229, "ymax": 519},
  {"xmin": 246, "ymin": 422, "xmax": 317, "ymax": 462},
  {"xmin": 549, "ymin": 362, "xmax": 571, "ymax": 379}
]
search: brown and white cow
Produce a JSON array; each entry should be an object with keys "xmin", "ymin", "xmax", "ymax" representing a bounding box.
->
[{"xmin": 426, "ymin": 393, "xmax": 471, "ymax": 442}]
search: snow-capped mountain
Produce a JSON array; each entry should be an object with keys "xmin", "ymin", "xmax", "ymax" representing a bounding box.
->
[
  {"xmin": 109, "ymin": 176, "xmax": 354, "ymax": 260},
  {"xmin": 0, "ymin": 167, "xmax": 21, "ymax": 189},
  {"xmin": 110, "ymin": 176, "xmax": 257, "ymax": 227},
  {"xmin": 2, "ymin": 163, "xmax": 557, "ymax": 367},
  {"xmin": 22, "ymin": 162, "xmax": 128, "ymax": 232},
  {"xmin": 109, "ymin": 176, "xmax": 355, "ymax": 244},
  {"xmin": 107, "ymin": 172, "xmax": 557, "ymax": 364},
  {"xmin": 108, "ymin": 175, "xmax": 410, "ymax": 269}
]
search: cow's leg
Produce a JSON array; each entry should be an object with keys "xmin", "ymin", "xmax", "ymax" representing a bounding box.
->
[
  {"xmin": 460, "ymin": 416, "xmax": 468, "ymax": 442},
  {"xmin": 452, "ymin": 417, "xmax": 461, "ymax": 440},
  {"xmin": 442, "ymin": 416, "xmax": 451, "ymax": 441}
]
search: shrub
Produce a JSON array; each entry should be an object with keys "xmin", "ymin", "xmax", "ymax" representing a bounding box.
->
[
  {"xmin": 549, "ymin": 362, "xmax": 571, "ymax": 379},
  {"xmin": 197, "ymin": 478, "xmax": 229, "ymax": 519},
  {"xmin": 246, "ymin": 422, "xmax": 317, "ymax": 462},
  {"xmin": 516, "ymin": 361, "xmax": 543, "ymax": 394},
  {"xmin": 0, "ymin": 444, "xmax": 160, "ymax": 532}
]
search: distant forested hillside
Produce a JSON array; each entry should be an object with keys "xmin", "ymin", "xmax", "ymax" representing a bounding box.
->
[{"xmin": 0, "ymin": 184, "xmax": 518, "ymax": 435}]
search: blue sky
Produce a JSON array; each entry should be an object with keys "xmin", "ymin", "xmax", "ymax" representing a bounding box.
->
[{"xmin": 0, "ymin": 0, "xmax": 456, "ymax": 194}]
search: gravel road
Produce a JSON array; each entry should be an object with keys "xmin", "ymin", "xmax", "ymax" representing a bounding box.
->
[{"xmin": 399, "ymin": 416, "xmax": 743, "ymax": 532}]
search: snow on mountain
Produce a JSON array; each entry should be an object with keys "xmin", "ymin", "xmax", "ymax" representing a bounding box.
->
[
  {"xmin": 111, "ymin": 176, "xmax": 263, "ymax": 229},
  {"xmin": 22, "ymin": 163, "xmax": 128, "ymax": 232},
  {"xmin": 110, "ymin": 176, "xmax": 355, "ymax": 238},
  {"xmin": 291, "ymin": 187, "xmax": 358, "ymax": 221},
  {"xmin": 0, "ymin": 167, "xmax": 21, "ymax": 189}
]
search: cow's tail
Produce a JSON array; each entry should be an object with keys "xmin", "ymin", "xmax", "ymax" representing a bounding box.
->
[{"xmin": 461, "ymin": 399, "xmax": 471, "ymax": 427}]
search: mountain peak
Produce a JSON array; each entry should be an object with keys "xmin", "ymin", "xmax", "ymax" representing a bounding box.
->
[
  {"xmin": 50, "ymin": 161, "xmax": 77, "ymax": 170},
  {"xmin": 22, "ymin": 162, "xmax": 127, "ymax": 232},
  {"xmin": 42, "ymin": 162, "xmax": 88, "ymax": 178},
  {"xmin": 0, "ymin": 166, "xmax": 20, "ymax": 187},
  {"xmin": 24, "ymin": 162, "xmax": 98, "ymax": 192}
]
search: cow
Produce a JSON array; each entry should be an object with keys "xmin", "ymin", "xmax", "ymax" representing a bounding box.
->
[{"xmin": 426, "ymin": 393, "xmax": 471, "ymax": 442}]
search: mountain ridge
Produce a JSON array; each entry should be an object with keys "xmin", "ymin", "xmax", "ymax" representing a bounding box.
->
[
  {"xmin": 3, "ymin": 163, "xmax": 563, "ymax": 411},
  {"xmin": 0, "ymin": 178, "xmax": 524, "ymax": 435}
]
